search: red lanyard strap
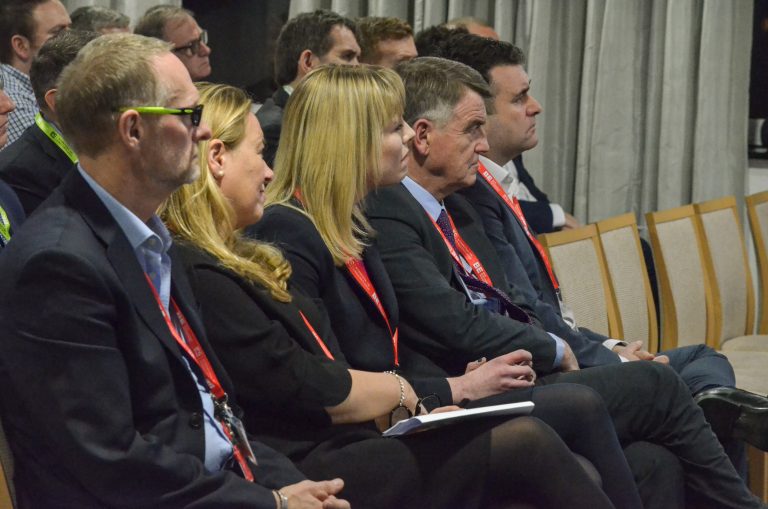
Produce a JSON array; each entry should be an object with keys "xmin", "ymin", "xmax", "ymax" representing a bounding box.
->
[
  {"xmin": 477, "ymin": 162, "xmax": 560, "ymax": 291},
  {"xmin": 345, "ymin": 258, "xmax": 399, "ymax": 366},
  {"xmin": 429, "ymin": 211, "xmax": 494, "ymax": 286},
  {"xmin": 298, "ymin": 310, "xmax": 335, "ymax": 360},
  {"xmin": 143, "ymin": 274, "xmax": 254, "ymax": 482}
]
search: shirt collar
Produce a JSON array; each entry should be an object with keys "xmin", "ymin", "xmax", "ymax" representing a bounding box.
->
[
  {"xmin": 282, "ymin": 84, "xmax": 294, "ymax": 96},
  {"xmin": 480, "ymin": 155, "xmax": 514, "ymax": 184},
  {"xmin": 401, "ymin": 176, "xmax": 444, "ymax": 221},
  {"xmin": 77, "ymin": 165, "xmax": 172, "ymax": 254},
  {"xmin": 0, "ymin": 63, "xmax": 30, "ymax": 82}
]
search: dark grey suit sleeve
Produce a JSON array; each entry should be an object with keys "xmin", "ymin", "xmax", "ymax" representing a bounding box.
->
[
  {"xmin": 367, "ymin": 188, "xmax": 558, "ymax": 376},
  {"xmin": 472, "ymin": 196, "xmax": 622, "ymax": 368}
]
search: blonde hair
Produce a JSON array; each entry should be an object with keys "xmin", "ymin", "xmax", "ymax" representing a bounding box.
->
[
  {"xmin": 56, "ymin": 33, "xmax": 172, "ymax": 157},
  {"xmin": 162, "ymin": 83, "xmax": 292, "ymax": 302},
  {"xmin": 267, "ymin": 64, "xmax": 405, "ymax": 265}
]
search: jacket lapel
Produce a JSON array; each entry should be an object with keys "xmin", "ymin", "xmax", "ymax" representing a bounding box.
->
[{"xmin": 61, "ymin": 171, "xmax": 185, "ymax": 360}]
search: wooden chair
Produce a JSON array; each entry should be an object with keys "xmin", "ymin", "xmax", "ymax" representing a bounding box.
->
[
  {"xmin": 596, "ymin": 213, "xmax": 659, "ymax": 353},
  {"xmin": 746, "ymin": 190, "xmax": 768, "ymax": 334},
  {"xmin": 695, "ymin": 196, "xmax": 766, "ymax": 351},
  {"xmin": 0, "ymin": 418, "xmax": 15, "ymax": 508},
  {"xmin": 648, "ymin": 203, "xmax": 768, "ymax": 501},
  {"xmin": 645, "ymin": 205, "xmax": 714, "ymax": 351},
  {"xmin": 538, "ymin": 224, "xmax": 620, "ymax": 338}
]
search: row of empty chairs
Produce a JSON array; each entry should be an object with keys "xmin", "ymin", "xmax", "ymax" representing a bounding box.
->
[{"xmin": 538, "ymin": 193, "xmax": 768, "ymax": 501}]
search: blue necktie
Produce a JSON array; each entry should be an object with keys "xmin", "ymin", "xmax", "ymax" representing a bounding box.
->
[{"xmin": 435, "ymin": 209, "xmax": 532, "ymax": 324}]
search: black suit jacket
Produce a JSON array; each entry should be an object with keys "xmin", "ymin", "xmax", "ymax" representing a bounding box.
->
[
  {"xmin": 0, "ymin": 170, "xmax": 303, "ymax": 508},
  {"xmin": 251, "ymin": 204, "xmax": 452, "ymax": 403},
  {"xmin": 0, "ymin": 121, "xmax": 76, "ymax": 216},
  {"xmin": 365, "ymin": 183, "xmax": 558, "ymax": 377},
  {"xmin": 174, "ymin": 242, "xmax": 364, "ymax": 461},
  {"xmin": 256, "ymin": 88, "xmax": 289, "ymax": 168},
  {"xmin": 459, "ymin": 178, "xmax": 621, "ymax": 368}
]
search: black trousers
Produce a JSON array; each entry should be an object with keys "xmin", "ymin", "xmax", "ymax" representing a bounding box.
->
[{"xmin": 537, "ymin": 361, "xmax": 762, "ymax": 509}]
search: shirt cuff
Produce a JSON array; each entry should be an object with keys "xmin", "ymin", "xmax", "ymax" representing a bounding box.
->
[
  {"xmin": 549, "ymin": 333, "xmax": 566, "ymax": 369},
  {"xmin": 550, "ymin": 203, "xmax": 566, "ymax": 228},
  {"xmin": 602, "ymin": 338, "xmax": 627, "ymax": 350}
]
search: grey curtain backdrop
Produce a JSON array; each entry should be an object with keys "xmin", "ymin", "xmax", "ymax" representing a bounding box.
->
[{"xmin": 291, "ymin": 0, "xmax": 753, "ymax": 224}]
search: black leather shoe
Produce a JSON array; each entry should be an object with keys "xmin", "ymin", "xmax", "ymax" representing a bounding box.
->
[{"xmin": 694, "ymin": 387, "xmax": 768, "ymax": 451}]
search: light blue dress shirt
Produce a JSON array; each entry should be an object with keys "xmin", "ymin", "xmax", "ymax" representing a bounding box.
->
[
  {"xmin": 78, "ymin": 165, "xmax": 234, "ymax": 473},
  {"xmin": 401, "ymin": 177, "xmax": 565, "ymax": 368}
]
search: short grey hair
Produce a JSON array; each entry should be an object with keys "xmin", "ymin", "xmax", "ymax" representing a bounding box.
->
[
  {"xmin": 134, "ymin": 4, "xmax": 194, "ymax": 41},
  {"xmin": 394, "ymin": 56, "xmax": 491, "ymax": 126},
  {"xmin": 70, "ymin": 6, "xmax": 130, "ymax": 33}
]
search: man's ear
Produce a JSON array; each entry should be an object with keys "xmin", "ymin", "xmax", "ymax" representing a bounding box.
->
[
  {"xmin": 43, "ymin": 89, "xmax": 57, "ymax": 113},
  {"xmin": 410, "ymin": 118, "xmax": 433, "ymax": 157},
  {"xmin": 297, "ymin": 49, "xmax": 315, "ymax": 78},
  {"xmin": 116, "ymin": 110, "xmax": 143, "ymax": 150},
  {"xmin": 10, "ymin": 35, "xmax": 31, "ymax": 63}
]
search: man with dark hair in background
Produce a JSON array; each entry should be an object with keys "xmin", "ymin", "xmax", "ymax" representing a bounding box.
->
[
  {"xmin": 257, "ymin": 9, "xmax": 360, "ymax": 167},
  {"xmin": 0, "ymin": 29, "xmax": 98, "ymax": 215},
  {"xmin": 0, "ymin": 73, "xmax": 24, "ymax": 250},
  {"xmin": 135, "ymin": 4, "xmax": 211, "ymax": 80},
  {"xmin": 0, "ymin": 0, "xmax": 70, "ymax": 147},
  {"xmin": 70, "ymin": 5, "xmax": 130, "ymax": 35},
  {"xmin": 357, "ymin": 16, "xmax": 416, "ymax": 68}
]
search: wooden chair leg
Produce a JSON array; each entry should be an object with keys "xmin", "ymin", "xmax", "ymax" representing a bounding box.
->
[{"xmin": 749, "ymin": 445, "xmax": 768, "ymax": 502}]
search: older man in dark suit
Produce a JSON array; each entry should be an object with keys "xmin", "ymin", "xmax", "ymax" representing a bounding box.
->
[
  {"xmin": 0, "ymin": 33, "xmax": 348, "ymax": 508},
  {"xmin": 365, "ymin": 56, "xmax": 765, "ymax": 509}
]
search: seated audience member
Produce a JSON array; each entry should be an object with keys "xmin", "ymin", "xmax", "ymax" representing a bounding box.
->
[
  {"xmin": 257, "ymin": 9, "xmax": 360, "ymax": 167},
  {"xmin": 446, "ymin": 16, "xmax": 500, "ymax": 40},
  {"xmin": 0, "ymin": 0, "xmax": 70, "ymax": 148},
  {"xmin": 357, "ymin": 16, "xmax": 417, "ymax": 68},
  {"xmin": 0, "ymin": 29, "xmax": 98, "ymax": 215},
  {"xmin": 70, "ymin": 5, "xmax": 130, "ymax": 34},
  {"xmin": 414, "ymin": 24, "xmax": 467, "ymax": 59},
  {"xmin": 0, "ymin": 77, "xmax": 25, "ymax": 248},
  {"xmin": 361, "ymin": 56, "xmax": 765, "ymax": 509},
  {"xmin": 134, "ymin": 4, "xmax": 211, "ymax": 80},
  {"xmin": 163, "ymin": 76, "xmax": 641, "ymax": 509},
  {"xmin": 444, "ymin": 31, "xmax": 764, "ymax": 478},
  {"xmin": 0, "ymin": 33, "xmax": 349, "ymax": 508}
]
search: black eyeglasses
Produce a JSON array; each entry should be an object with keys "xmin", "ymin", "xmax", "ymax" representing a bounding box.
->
[
  {"xmin": 173, "ymin": 30, "xmax": 208, "ymax": 57},
  {"xmin": 117, "ymin": 105, "xmax": 204, "ymax": 127},
  {"xmin": 388, "ymin": 394, "xmax": 441, "ymax": 428}
]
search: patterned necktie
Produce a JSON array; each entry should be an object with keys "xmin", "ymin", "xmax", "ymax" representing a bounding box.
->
[{"xmin": 435, "ymin": 209, "xmax": 532, "ymax": 324}]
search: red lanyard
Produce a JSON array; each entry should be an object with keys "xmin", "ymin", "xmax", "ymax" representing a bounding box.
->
[
  {"xmin": 429, "ymin": 211, "xmax": 494, "ymax": 286},
  {"xmin": 298, "ymin": 311, "xmax": 335, "ymax": 360},
  {"xmin": 477, "ymin": 162, "xmax": 560, "ymax": 291},
  {"xmin": 345, "ymin": 258, "xmax": 399, "ymax": 366},
  {"xmin": 143, "ymin": 275, "xmax": 254, "ymax": 482}
]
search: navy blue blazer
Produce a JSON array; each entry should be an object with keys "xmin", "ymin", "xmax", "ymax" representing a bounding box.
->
[
  {"xmin": 513, "ymin": 156, "xmax": 559, "ymax": 234},
  {"xmin": 0, "ymin": 170, "xmax": 304, "ymax": 508},
  {"xmin": 458, "ymin": 177, "xmax": 621, "ymax": 368},
  {"xmin": 0, "ymin": 121, "xmax": 76, "ymax": 216},
  {"xmin": 365, "ymin": 183, "xmax": 558, "ymax": 377}
]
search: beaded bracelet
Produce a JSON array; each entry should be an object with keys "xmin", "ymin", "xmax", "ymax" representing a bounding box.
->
[{"xmin": 386, "ymin": 370, "xmax": 406, "ymax": 409}]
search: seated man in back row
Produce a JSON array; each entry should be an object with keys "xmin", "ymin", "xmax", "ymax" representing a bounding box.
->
[
  {"xmin": 365, "ymin": 55, "xmax": 767, "ymax": 509},
  {"xmin": 439, "ymin": 33, "xmax": 764, "ymax": 475},
  {"xmin": 0, "ymin": 33, "xmax": 348, "ymax": 508}
]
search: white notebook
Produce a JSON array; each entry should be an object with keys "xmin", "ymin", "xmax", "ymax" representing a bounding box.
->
[{"xmin": 382, "ymin": 401, "xmax": 535, "ymax": 437}]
